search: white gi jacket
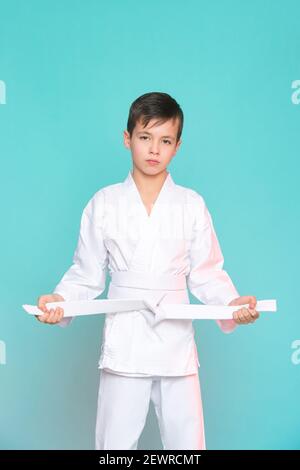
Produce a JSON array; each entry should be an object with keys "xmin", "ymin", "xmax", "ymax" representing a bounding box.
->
[{"xmin": 53, "ymin": 170, "xmax": 239, "ymax": 376}]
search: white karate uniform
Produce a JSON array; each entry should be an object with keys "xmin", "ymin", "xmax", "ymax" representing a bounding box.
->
[
  {"xmin": 95, "ymin": 369, "xmax": 206, "ymax": 450},
  {"xmin": 53, "ymin": 170, "xmax": 239, "ymax": 449}
]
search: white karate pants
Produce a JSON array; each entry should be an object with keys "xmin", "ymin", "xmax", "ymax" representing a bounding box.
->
[{"xmin": 95, "ymin": 369, "xmax": 206, "ymax": 450}]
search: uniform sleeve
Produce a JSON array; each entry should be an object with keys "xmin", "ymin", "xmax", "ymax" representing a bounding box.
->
[
  {"xmin": 53, "ymin": 190, "xmax": 108, "ymax": 327},
  {"xmin": 186, "ymin": 192, "xmax": 239, "ymax": 334}
]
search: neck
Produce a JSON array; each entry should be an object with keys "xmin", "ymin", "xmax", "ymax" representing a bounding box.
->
[{"xmin": 131, "ymin": 167, "xmax": 168, "ymax": 197}]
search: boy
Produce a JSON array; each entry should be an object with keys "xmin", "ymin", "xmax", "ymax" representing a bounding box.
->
[{"xmin": 36, "ymin": 92, "xmax": 259, "ymax": 450}]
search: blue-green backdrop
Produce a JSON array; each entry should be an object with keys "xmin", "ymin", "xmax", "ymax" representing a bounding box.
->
[{"xmin": 0, "ymin": 0, "xmax": 299, "ymax": 450}]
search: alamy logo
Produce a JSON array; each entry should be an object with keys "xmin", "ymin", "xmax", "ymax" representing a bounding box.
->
[
  {"xmin": 0, "ymin": 80, "xmax": 6, "ymax": 104},
  {"xmin": 0, "ymin": 340, "xmax": 6, "ymax": 365},
  {"xmin": 291, "ymin": 80, "xmax": 300, "ymax": 104},
  {"xmin": 291, "ymin": 339, "xmax": 300, "ymax": 365}
]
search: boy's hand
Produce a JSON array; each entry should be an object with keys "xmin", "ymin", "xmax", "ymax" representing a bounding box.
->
[
  {"xmin": 36, "ymin": 294, "xmax": 65, "ymax": 324},
  {"xmin": 229, "ymin": 296, "xmax": 260, "ymax": 325}
]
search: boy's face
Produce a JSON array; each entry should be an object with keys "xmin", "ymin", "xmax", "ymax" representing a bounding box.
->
[{"xmin": 123, "ymin": 117, "xmax": 181, "ymax": 176}]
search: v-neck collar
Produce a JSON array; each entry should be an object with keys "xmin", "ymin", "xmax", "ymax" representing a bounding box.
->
[{"xmin": 123, "ymin": 169, "xmax": 175, "ymax": 219}]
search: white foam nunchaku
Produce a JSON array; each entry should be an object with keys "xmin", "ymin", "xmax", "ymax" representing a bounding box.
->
[{"xmin": 23, "ymin": 298, "xmax": 277, "ymax": 325}]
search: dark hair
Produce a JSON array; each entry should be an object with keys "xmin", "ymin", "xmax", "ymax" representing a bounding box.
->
[{"xmin": 127, "ymin": 92, "xmax": 184, "ymax": 143}]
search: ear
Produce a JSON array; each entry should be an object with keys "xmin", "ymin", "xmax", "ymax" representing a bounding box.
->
[{"xmin": 123, "ymin": 130, "xmax": 131, "ymax": 149}]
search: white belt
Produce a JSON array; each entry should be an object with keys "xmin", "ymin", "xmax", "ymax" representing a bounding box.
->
[
  {"xmin": 111, "ymin": 271, "xmax": 187, "ymax": 291},
  {"xmin": 23, "ymin": 271, "xmax": 277, "ymax": 325}
]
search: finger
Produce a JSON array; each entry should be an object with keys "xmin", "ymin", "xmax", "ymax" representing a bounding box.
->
[
  {"xmin": 232, "ymin": 296, "xmax": 255, "ymax": 307},
  {"xmin": 58, "ymin": 307, "xmax": 64, "ymax": 321},
  {"xmin": 249, "ymin": 308, "xmax": 257, "ymax": 318},
  {"xmin": 37, "ymin": 311, "xmax": 50, "ymax": 323},
  {"xmin": 37, "ymin": 296, "xmax": 51, "ymax": 313},
  {"xmin": 238, "ymin": 309, "xmax": 247, "ymax": 324},
  {"xmin": 54, "ymin": 308, "xmax": 63, "ymax": 323},
  {"xmin": 243, "ymin": 307, "xmax": 253, "ymax": 323},
  {"xmin": 37, "ymin": 303, "xmax": 48, "ymax": 314},
  {"xmin": 234, "ymin": 310, "xmax": 245, "ymax": 324},
  {"xmin": 49, "ymin": 308, "xmax": 57, "ymax": 324},
  {"xmin": 248, "ymin": 296, "xmax": 257, "ymax": 310},
  {"xmin": 53, "ymin": 308, "xmax": 61, "ymax": 323},
  {"xmin": 233, "ymin": 311, "xmax": 241, "ymax": 324},
  {"xmin": 50, "ymin": 308, "xmax": 59, "ymax": 323},
  {"xmin": 246, "ymin": 311, "xmax": 255, "ymax": 323},
  {"xmin": 250, "ymin": 309, "xmax": 260, "ymax": 321},
  {"xmin": 47, "ymin": 309, "xmax": 56, "ymax": 324},
  {"xmin": 51, "ymin": 308, "xmax": 60, "ymax": 324}
]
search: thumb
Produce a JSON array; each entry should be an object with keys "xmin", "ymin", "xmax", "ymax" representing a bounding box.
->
[
  {"xmin": 248, "ymin": 295, "xmax": 257, "ymax": 310},
  {"xmin": 230, "ymin": 296, "xmax": 257, "ymax": 308},
  {"xmin": 37, "ymin": 295, "xmax": 53, "ymax": 313},
  {"xmin": 238, "ymin": 295, "xmax": 256, "ymax": 309}
]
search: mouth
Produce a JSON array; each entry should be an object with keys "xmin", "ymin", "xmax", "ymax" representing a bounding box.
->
[{"xmin": 146, "ymin": 159, "xmax": 160, "ymax": 165}]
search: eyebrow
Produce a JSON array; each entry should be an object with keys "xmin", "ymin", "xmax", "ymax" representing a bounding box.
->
[{"xmin": 136, "ymin": 131, "xmax": 175, "ymax": 139}]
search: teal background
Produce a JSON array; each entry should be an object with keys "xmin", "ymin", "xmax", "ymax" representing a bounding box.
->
[{"xmin": 0, "ymin": 0, "xmax": 299, "ymax": 449}]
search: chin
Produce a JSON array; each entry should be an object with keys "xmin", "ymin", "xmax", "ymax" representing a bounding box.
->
[
  {"xmin": 133, "ymin": 162, "xmax": 167, "ymax": 176},
  {"xmin": 144, "ymin": 167, "xmax": 165, "ymax": 175}
]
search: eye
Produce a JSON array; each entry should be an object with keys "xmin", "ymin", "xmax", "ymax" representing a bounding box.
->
[
  {"xmin": 139, "ymin": 136, "xmax": 149, "ymax": 140},
  {"xmin": 163, "ymin": 139, "xmax": 172, "ymax": 145}
]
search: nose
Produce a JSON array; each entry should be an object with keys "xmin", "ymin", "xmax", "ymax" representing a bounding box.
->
[{"xmin": 149, "ymin": 140, "xmax": 159, "ymax": 155}]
